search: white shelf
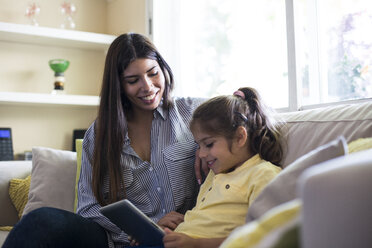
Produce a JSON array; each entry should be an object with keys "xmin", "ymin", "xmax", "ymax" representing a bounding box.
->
[
  {"xmin": 0, "ymin": 21, "xmax": 116, "ymax": 51},
  {"xmin": 0, "ymin": 92, "xmax": 100, "ymax": 107}
]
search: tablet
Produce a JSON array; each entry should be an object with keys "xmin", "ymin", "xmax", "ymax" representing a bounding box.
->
[{"xmin": 100, "ymin": 199, "xmax": 165, "ymax": 246}]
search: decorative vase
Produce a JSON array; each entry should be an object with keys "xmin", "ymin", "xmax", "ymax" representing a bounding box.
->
[
  {"xmin": 49, "ymin": 59, "xmax": 70, "ymax": 95},
  {"xmin": 60, "ymin": 2, "xmax": 77, "ymax": 29},
  {"xmin": 25, "ymin": 3, "xmax": 40, "ymax": 26}
]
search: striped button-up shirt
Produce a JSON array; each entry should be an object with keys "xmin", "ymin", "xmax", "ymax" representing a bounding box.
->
[{"xmin": 77, "ymin": 97, "xmax": 205, "ymax": 248}]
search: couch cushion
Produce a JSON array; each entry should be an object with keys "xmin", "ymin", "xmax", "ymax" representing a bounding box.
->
[
  {"xmin": 22, "ymin": 147, "xmax": 77, "ymax": 216},
  {"xmin": 74, "ymin": 139, "xmax": 83, "ymax": 213},
  {"xmin": 221, "ymin": 200, "xmax": 301, "ymax": 248},
  {"xmin": 246, "ymin": 136, "xmax": 347, "ymax": 222},
  {"xmin": 0, "ymin": 161, "xmax": 31, "ymax": 226},
  {"xmin": 348, "ymin": 137, "xmax": 372, "ymax": 153},
  {"xmin": 0, "ymin": 230, "xmax": 10, "ymax": 246},
  {"xmin": 299, "ymin": 148, "xmax": 372, "ymax": 248},
  {"xmin": 279, "ymin": 101, "xmax": 372, "ymax": 167}
]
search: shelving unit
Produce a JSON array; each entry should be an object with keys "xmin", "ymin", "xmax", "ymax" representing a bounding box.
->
[
  {"xmin": 0, "ymin": 21, "xmax": 116, "ymax": 51},
  {"xmin": 0, "ymin": 1, "xmax": 143, "ymax": 155},
  {"xmin": 0, "ymin": 21, "xmax": 115, "ymax": 107}
]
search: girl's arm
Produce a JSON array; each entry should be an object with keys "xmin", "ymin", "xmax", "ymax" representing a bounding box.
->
[{"xmin": 163, "ymin": 228, "xmax": 225, "ymax": 248}]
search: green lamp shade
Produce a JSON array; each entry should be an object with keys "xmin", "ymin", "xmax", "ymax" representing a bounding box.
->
[{"xmin": 49, "ymin": 59, "xmax": 70, "ymax": 73}]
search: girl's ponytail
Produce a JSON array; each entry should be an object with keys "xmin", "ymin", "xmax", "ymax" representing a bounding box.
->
[{"xmin": 235, "ymin": 87, "xmax": 283, "ymax": 165}]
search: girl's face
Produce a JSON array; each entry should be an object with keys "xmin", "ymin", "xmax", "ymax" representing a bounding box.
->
[
  {"xmin": 122, "ymin": 58, "xmax": 165, "ymax": 114},
  {"xmin": 192, "ymin": 123, "xmax": 245, "ymax": 175}
]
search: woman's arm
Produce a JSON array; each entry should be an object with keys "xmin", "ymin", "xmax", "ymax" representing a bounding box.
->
[
  {"xmin": 76, "ymin": 124, "xmax": 128, "ymax": 247},
  {"xmin": 163, "ymin": 228, "xmax": 225, "ymax": 248},
  {"xmin": 194, "ymin": 149, "xmax": 210, "ymax": 185}
]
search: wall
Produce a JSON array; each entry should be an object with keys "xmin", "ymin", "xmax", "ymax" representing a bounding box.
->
[
  {"xmin": 0, "ymin": 0, "xmax": 107, "ymax": 33},
  {"xmin": 0, "ymin": 0, "xmax": 147, "ymax": 156},
  {"xmin": 107, "ymin": 0, "xmax": 147, "ymax": 35}
]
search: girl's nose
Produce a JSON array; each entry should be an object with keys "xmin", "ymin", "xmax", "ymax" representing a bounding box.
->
[{"xmin": 198, "ymin": 147, "xmax": 207, "ymax": 158}]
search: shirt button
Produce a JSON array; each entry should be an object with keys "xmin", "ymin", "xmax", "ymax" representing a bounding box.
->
[
  {"xmin": 208, "ymin": 187, "xmax": 212, "ymax": 191},
  {"xmin": 202, "ymin": 197, "xmax": 205, "ymax": 202},
  {"xmin": 225, "ymin": 184, "xmax": 230, "ymax": 189},
  {"xmin": 162, "ymin": 209, "xmax": 166, "ymax": 213},
  {"xmin": 149, "ymin": 167, "xmax": 153, "ymax": 171},
  {"xmin": 157, "ymin": 187, "xmax": 161, "ymax": 192}
]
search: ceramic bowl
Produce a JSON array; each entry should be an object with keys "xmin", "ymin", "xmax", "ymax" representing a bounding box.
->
[{"xmin": 49, "ymin": 59, "xmax": 70, "ymax": 73}]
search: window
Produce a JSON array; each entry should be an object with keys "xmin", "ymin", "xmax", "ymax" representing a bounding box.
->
[
  {"xmin": 295, "ymin": 0, "xmax": 372, "ymax": 107},
  {"xmin": 150, "ymin": 0, "xmax": 372, "ymax": 111}
]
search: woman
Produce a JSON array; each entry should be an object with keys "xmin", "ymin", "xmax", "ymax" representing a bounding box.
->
[{"xmin": 3, "ymin": 33, "xmax": 205, "ymax": 248}]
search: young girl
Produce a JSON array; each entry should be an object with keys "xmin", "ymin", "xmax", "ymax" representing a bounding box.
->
[{"xmin": 163, "ymin": 87, "xmax": 284, "ymax": 248}]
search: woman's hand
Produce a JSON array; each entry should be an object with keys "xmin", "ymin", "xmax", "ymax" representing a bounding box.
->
[
  {"xmin": 163, "ymin": 228, "xmax": 197, "ymax": 248},
  {"xmin": 157, "ymin": 211, "xmax": 184, "ymax": 230},
  {"xmin": 194, "ymin": 149, "xmax": 209, "ymax": 185}
]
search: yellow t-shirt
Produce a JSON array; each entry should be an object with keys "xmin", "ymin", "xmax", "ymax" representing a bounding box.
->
[{"xmin": 175, "ymin": 154, "xmax": 281, "ymax": 238}]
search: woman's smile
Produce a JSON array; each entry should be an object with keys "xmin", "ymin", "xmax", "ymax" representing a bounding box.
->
[{"xmin": 139, "ymin": 90, "xmax": 159, "ymax": 103}]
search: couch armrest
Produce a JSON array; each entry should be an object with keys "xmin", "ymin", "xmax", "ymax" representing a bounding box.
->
[
  {"xmin": 298, "ymin": 149, "xmax": 372, "ymax": 248},
  {"xmin": 0, "ymin": 161, "xmax": 32, "ymax": 226}
]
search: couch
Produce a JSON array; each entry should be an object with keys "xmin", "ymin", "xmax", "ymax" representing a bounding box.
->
[{"xmin": 1, "ymin": 100, "xmax": 372, "ymax": 247}]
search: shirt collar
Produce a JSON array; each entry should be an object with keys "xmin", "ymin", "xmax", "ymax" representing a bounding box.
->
[
  {"xmin": 123, "ymin": 102, "xmax": 167, "ymax": 147},
  {"xmin": 154, "ymin": 101, "xmax": 167, "ymax": 120}
]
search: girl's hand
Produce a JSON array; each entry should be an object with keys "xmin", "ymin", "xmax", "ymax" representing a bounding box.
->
[
  {"xmin": 128, "ymin": 235, "xmax": 139, "ymax": 246},
  {"xmin": 163, "ymin": 228, "xmax": 197, "ymax": 248},
  {"xmin": 157, "ymin": 211, "xmax": 184, "ymax": 230},
  {"xmin": 194, "ymin": 149, "xmax": 209, "ymax": 185}
]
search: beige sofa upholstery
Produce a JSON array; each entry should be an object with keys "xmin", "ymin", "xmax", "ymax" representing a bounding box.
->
[
  {"xmin": 0, "ymin": 161, "xmax": 31, "ymax": 244},
  {"xmin": 0, "ymin": 100, "xmax": 371, "ymax": 246}
]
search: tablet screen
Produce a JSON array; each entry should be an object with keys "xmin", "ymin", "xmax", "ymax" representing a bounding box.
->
[{"xmin": 100, "ymin": 199, "xmax": 165, "ymax": 246}]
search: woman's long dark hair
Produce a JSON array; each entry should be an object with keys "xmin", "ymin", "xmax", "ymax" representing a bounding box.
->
[
  {"xmin": 190, "ymin": 87, "xmax": 283, "ymax": 166},
  {"xmin": 93, "ymin": 33, "xmax": 174, "ymax": 205}
]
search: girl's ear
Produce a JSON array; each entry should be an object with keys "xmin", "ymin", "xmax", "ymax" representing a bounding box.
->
[{"xmin": 235, "ymin": 126, "xmax": 248, "ymax": 147}]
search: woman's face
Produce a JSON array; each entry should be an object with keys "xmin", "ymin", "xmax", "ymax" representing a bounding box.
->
[{"xmin": 122, "ymin": 58, "xmax": 165, "ymax": 114}]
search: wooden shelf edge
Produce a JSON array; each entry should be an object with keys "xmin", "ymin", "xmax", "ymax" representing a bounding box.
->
[
  {"xmin": 0, "ymin": 92, "xmax": 100, "ymax": 107},
  {"xmin": 0, "ymin": 21, "xmax": 116, "ymax": 51}
]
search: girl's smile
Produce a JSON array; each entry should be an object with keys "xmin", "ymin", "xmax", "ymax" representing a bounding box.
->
[{"xmin": 206, "ymin": 159, "xmax": 216, "ymax": 169}]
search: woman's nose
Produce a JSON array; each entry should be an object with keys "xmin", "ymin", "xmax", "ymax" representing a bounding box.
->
[{"xmin": 141, "ymin": 76, "xmax": 153, "ymax": 90}]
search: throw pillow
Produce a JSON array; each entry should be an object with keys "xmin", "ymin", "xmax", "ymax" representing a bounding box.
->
[
  {"xmin": 74, "ymin": 139, "xmax": 83, "ymax": 213},
  {"xmin": 0, "ymin": 226, "xmax": 13, "ymax": 231},
  {"xmin": 22, "ymin": 147, "xmax": 77, "ymax": 216},
  {"xmin": 9, "ymin": 175, "xmax": 31, "ymax": 218},
  {"xmin": 246, "ymin": 136, "xmax": 347, "ymax": 222},
  {"xmin": 221, "ymin": 199, "xmax": 301, "ymax": 248},
  {"xmin": 348, "ymin": 137, "xmax": 372, "ymax": 153}
]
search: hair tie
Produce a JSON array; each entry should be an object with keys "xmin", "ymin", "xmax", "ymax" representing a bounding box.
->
[
  {"xmin": 234, "ymin": 111, "xmax": 248, "ymax": 123},
  {"xmin": 233, "ymin": 90, "xmax": 245, "ymax": 99}
]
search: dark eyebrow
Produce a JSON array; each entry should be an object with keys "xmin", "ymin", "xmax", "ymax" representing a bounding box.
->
[
  {"xmin": 195, "ymin": 136, "xmax": 213, "ymax": 144},
  {"xmin": 123, "ymin": 66, "xmax": 157, "ymax": 79}
]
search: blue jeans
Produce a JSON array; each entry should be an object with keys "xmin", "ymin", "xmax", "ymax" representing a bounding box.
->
[{"xmin": 3, "ymin": 207, "xmax": 108, "ymax": 248}]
